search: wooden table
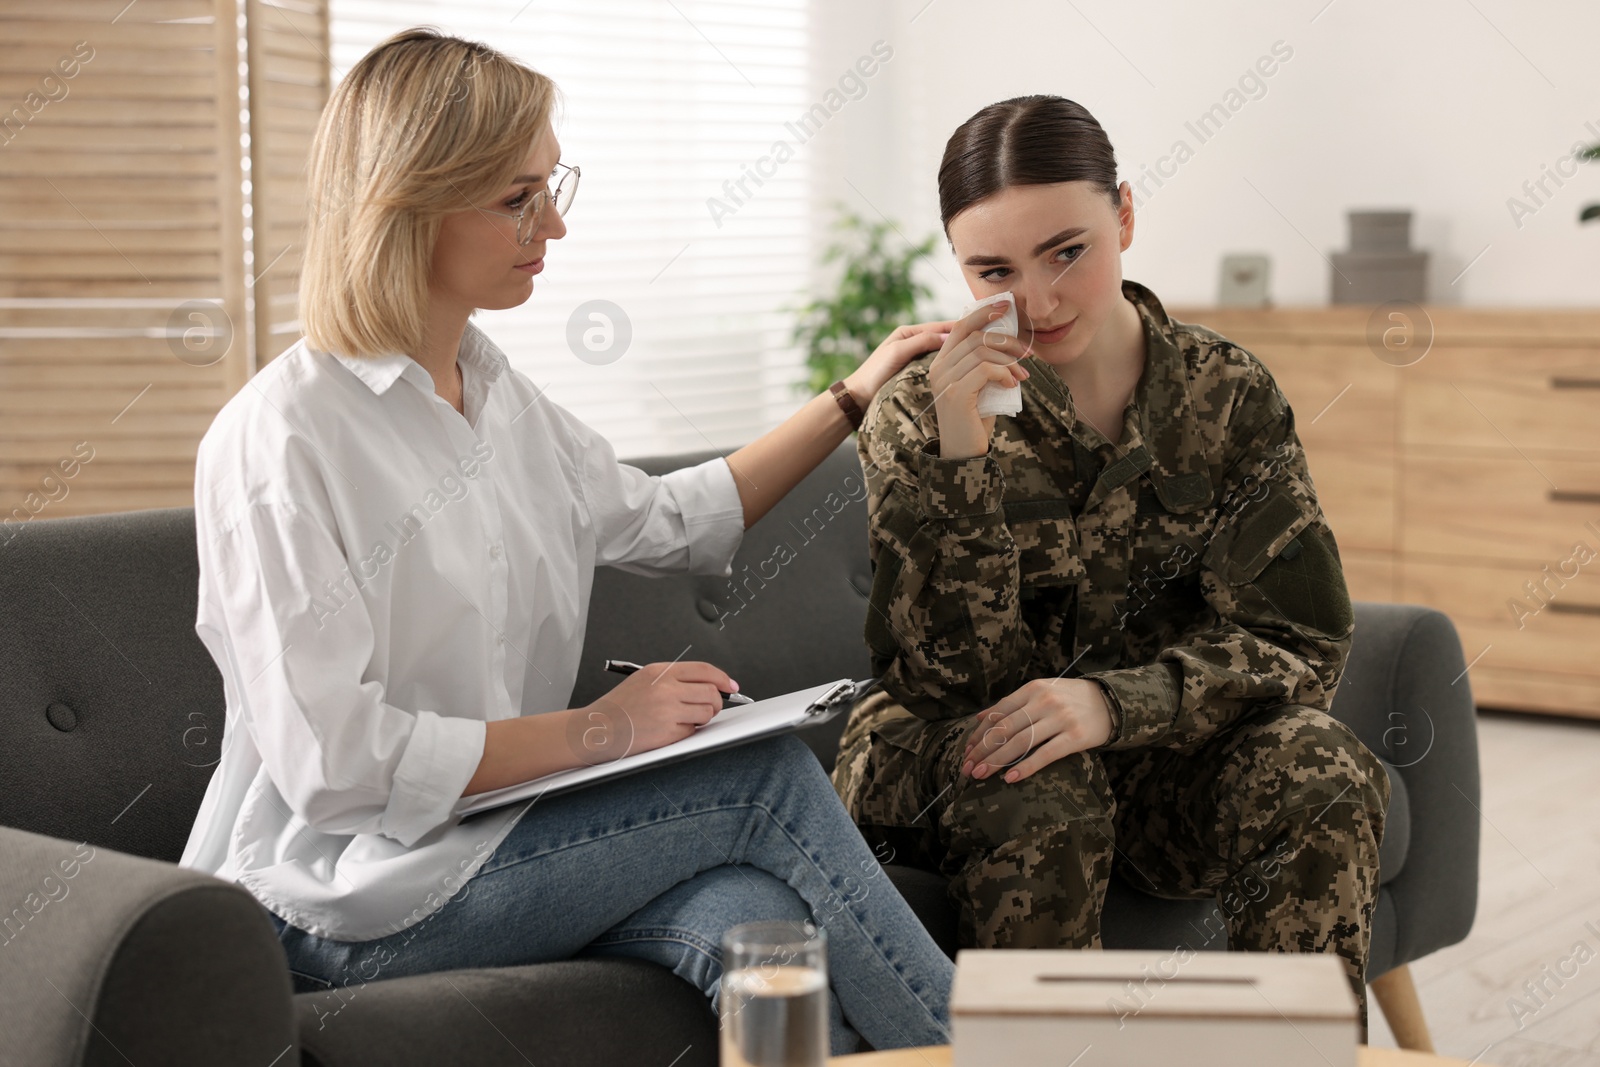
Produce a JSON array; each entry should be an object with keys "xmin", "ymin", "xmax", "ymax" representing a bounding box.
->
[{"xmin": 830, "ymin": 1047, "xmax": 1487, "ymax": 1066}]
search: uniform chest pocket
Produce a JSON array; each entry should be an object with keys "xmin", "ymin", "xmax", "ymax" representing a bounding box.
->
[
  {"xmin": 1004, "ymin": 498, "xmax": 1087, "ymax": 587},
  {"xmin": 1130, "ymin": 482, "xmax": 1211, "ymax": 582}
]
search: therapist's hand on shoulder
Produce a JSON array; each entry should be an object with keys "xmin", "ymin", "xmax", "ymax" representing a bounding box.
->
[
  {"xmin": 841, "ymin": 319, "xmax": 958, "ymax": 413},
  {"xmin": 959, "ymin": 678, "xmax": 1114, "ymax": 784},
  {"xmin": 575, "ymin": 661, "xmax": 740, "ymax": 761}
]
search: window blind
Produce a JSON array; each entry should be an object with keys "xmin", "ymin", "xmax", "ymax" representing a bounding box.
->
[{"xmin": 326, "ymin": 0, "xmax": 814, "ymax": 457}]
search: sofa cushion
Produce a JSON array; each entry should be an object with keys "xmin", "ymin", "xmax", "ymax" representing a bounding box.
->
[{"xmin": 1, "ymin": 507, "xmax": 224, "ymax": 864}]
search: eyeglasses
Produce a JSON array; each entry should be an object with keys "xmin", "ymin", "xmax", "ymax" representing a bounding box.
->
[{"xmin": 481, "ymin": 162, "xmax": 580, "ymax": 245}]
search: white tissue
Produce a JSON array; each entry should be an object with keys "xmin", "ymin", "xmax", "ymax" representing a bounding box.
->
[{"xmin": 958, "ymin": 291, "xmax": 1023, "ymax": 417}]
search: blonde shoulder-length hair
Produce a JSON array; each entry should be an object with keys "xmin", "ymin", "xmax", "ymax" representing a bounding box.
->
[{"xmin": 299, "ymin": 26, "xmax": 560, "ymax": 360}]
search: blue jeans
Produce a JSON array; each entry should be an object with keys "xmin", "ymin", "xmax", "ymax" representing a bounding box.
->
[{"xmin": 264, "ymin": 734, "xmax": 953, "ymax": 1055}]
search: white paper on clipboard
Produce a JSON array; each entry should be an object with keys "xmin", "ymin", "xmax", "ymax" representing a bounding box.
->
[{"xmin": 453, "ymin": 677, "xmax": 877, "ymax": 819}]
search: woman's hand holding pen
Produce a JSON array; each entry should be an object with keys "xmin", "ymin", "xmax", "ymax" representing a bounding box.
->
[
  {"xmin": 575, "ymin": 661, "xmax": 741, "ymax": 762},
  {"xmin": 928, "ymin": 300, "xmax": 1033, "ymax": 460},
  {"xmin": 959, "ymin": 678, "xmax": 1113, "ymax": 784}
]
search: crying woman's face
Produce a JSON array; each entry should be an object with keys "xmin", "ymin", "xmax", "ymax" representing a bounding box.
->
[{"xmin": 946, "ymin": 179, "xmax": 1135, "ymax": 367}]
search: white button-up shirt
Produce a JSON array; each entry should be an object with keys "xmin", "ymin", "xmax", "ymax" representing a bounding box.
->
[{"xmin": 177, "ymin": 322, "xmax": 746, "ymax": 941}]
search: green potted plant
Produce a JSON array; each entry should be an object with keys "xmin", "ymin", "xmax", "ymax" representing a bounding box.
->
[{"xmin": 790, "ymin": 203, "xmax": 937, "ymax": 402}]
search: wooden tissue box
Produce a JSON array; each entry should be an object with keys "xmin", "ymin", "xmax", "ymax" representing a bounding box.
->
[{"xmin": 950, "ymin": 949, "xmax": 1358, "ymax": 1067}]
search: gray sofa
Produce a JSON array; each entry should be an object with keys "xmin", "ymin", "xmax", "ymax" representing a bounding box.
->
[{"xmin": 0, "ymin": 440, "xmax": 1479, "ymax": 1066}]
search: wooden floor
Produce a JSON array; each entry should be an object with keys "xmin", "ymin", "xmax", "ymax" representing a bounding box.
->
[{"xmin": 1365, "ymin": 710, "xmax": 1600, "ymax": 1065}]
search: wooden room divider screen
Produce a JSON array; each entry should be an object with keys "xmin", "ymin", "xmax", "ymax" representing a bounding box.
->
[{"xmin": 0, "ymin": 0, "xmax": 330, "ymax": 520}]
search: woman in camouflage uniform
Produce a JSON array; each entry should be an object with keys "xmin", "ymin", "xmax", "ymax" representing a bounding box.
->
[{"xmin": 830, "ymin": 95, "xmax": 1390, "ymax": 1027}]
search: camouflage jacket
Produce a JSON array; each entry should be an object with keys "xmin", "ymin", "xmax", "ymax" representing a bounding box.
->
[{"xmin": 857, "ymin": 279, "xmax": 1353, "ymax": 752}]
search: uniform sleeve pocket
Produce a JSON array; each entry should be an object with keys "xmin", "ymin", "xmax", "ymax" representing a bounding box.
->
[
  {"xmin": 1202, "ymin": 476, "xmax": 1316, "ymax": 586},
  {"xmin": 1201, "ymin": 471, "xmax": 1353, "ymax": 635}
]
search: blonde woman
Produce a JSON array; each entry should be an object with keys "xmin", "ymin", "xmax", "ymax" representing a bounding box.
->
[{"xmin": 177, "ymin": 27, "xmax": 963, "ymax": 1056}]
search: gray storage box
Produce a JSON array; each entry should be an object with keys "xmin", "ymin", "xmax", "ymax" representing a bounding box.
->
[{"xmin": 1331, "ymin": 209, "xmax": 1428, "ymax": 304}]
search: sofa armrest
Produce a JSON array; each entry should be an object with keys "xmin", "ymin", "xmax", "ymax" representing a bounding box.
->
[
  {"xmin": 0, "ymin": 825, "xmax": 298, "ymax": 1067},
  {"xmin": 1331, "ymin": 602, "xmax": 1482, "ymax": 968}
]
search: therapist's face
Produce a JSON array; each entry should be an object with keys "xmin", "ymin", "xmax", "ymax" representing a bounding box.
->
[
  {"xmin": 430, "ymin": 124, "xmax": 567, "ymax": 313},
  {"xmin": 945, "ymin": 179, "xmax": 1135, "ymax": 367}
]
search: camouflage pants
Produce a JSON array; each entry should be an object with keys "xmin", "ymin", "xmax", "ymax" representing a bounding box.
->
[{"xmin": 830, "ymin": 690, "xmax": 1390, "ymax": 1028}]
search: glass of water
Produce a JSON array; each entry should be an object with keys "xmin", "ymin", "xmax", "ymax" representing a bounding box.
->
[{"xmin": 719, "ymin": 919, "xmax": 829, "ymax": 1067}]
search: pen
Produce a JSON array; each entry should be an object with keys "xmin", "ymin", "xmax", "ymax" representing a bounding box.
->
[{"xmin": 604, "ymin": 659, "xmax": 754, "ymax": 705}]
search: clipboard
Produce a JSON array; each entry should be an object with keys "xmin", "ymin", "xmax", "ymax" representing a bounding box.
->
[{"xmin": 454, "ymin": 676, "xmax": 879, "ymax": 819}]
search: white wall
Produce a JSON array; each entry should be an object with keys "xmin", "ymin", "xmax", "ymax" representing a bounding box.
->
[{"xmin": 806, "ymin": 0, "xmax": 1600, "ymax": 310}]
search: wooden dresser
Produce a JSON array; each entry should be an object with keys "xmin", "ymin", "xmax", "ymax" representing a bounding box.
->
[{"xmin": 1169, "ymin": 304, "xmax": 1600, "ymax": 719}]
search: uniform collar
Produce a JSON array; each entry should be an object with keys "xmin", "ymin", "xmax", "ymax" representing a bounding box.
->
[
  {"xmin": 1021, "ymin": 279, "xmax": 1213, "ymax": 513},
  {"xmin": 326, "ymin": 320, "xmax": 509, "ymax": 397},
  {"xmin": 1125, "ymin": 279, "xmax": 1213, "ymax": 512}
]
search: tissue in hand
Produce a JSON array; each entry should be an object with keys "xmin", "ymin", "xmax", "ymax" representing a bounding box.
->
[{"xmin": 958, "ymin": 291, "xmax": 1023, "ymax": 417}]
